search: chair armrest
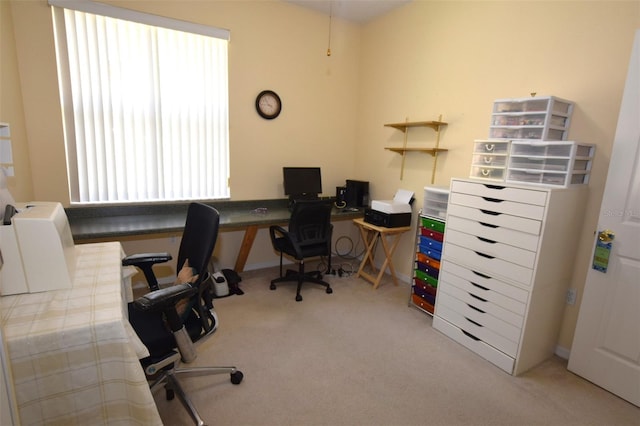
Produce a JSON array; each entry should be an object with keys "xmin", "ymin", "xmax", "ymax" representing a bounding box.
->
[
  {"xmin": 122, "ymin": 252, "xmax": 172, "ymax": 291},
  {"xmin": 122, "ymin": 252, "xmax": 172, "ymax": 266},
  {"xmin": 134, "ymin": 283, "xmax": 197, "ymax": 313},
  {"xmin": 270, "ymin": 225, "xmax": 304, "ymax": 259},
  {"xmin": 269, "ymin": 225, "xmax": 288, "ymax": 240}
]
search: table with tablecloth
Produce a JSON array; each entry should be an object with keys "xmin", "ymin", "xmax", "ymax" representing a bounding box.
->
[{"xmin": 0, "ymin": 242, "xmax": 161, "ymax": 425}]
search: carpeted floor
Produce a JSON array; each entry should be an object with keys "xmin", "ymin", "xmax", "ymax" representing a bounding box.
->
[{"xmin": 153, "ymin": 267, "xmax": 639, "ymax": 426}]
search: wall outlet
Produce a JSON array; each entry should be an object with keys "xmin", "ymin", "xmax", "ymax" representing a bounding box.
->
[{"xmin": 566, "ymin": 288, "xmax": 577, "ymax": 305}]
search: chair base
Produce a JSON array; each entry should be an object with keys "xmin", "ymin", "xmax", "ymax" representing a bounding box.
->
[
  {"xmin": 270, "ymin": 268, "xmax": 333, "ymax": 301},
  {"xmin": 150, "ymin": 365, "xmax": 243, "ymax": 426}
]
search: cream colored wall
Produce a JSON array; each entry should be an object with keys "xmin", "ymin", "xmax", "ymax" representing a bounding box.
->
[
  {"xmin": 3, "ymin": 0, "xmax": 639, "ymax": 353},
  {"xmin": 0, "ymin": 0, "xmax": 33, "ymax": 202},
  {"xmin": 357, "ymin": 1, "xmax": 639, "ymax": 351},
  {"xmin": 6, "ymin": 0, "xmax": 364, "ymax": 273},
  {"xmin": 9, "ymin": 0, "xmax": 361, "ymax": 203}
]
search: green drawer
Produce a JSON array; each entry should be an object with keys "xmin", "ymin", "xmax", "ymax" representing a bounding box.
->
[
  {"xmin": 415, "ymin": 270, "xmax": 438, "ymax": 287},
  {"xmin": 420, "ymin": 216, "xmax": 446, "ymax": 233}
]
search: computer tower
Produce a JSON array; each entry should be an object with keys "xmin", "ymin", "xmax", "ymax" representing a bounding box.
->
[{"xmin": 345, "ymin": 180, "xmax": 369, "ymax": 208}]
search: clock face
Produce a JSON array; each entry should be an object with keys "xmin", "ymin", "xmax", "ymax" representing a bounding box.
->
[{"xmin": 256, "ymin": 90, "xmax": 282, "ymax": 119}]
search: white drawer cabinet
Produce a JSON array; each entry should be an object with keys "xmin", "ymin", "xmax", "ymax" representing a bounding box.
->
[{"xmin": 433, "ymin": 178, "xmax": 588, "ymax": 375}]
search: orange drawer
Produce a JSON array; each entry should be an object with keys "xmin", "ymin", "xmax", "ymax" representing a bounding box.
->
[
  {"xmin": 416, "ymin": 253, "xmax": 441, "ymax": 270},
  {"xmin": 412, "ymin": 294, "xmax": 434, "ymax": 314}
]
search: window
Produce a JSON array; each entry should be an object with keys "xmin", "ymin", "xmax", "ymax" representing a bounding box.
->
[{"xmin": 50, "ymin": 1, "xmax": 230, "ymax": 204}]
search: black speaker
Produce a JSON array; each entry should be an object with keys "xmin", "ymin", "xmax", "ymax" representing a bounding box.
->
[
  {"xmin": 335, "ymin": 186, "xmax": 347, "ymax": 206},
  {"xmin": 345, "ymin": 180, "xmax": 369, "ymax": 208}
]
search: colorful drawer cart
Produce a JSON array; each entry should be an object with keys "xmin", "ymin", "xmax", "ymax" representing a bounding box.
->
[{"xmin": 410, "ymin": 215, "xmax": 445, "ymax": 314}]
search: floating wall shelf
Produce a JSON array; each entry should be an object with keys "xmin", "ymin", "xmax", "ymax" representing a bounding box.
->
[{"xmin": 384, "ymin": 117, "xmax": 448, "ymax": 183}]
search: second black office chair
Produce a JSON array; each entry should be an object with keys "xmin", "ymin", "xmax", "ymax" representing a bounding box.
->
[
  {"xmin": 123, "ymin": 202, "xmax": 243, "ymax": 426},
  {"xmin": 269, "ymin": 199, "xmax": 333, "ymax": 301}
]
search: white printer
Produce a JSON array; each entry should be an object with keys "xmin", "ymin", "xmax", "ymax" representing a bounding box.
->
[
  {"xmin": 364, "ymin": 189, "xmax": 414, "ymax": 228},
  {"xmin": 0, "ymin": 202, "xmax": 77, "ymax": 295}
]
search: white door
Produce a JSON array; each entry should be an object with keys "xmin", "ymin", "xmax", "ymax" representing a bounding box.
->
[{"xmin": 568, "ymin": 30, "xmax": 640, "ymax": 407}]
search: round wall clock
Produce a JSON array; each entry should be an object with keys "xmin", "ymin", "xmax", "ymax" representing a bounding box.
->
[{"xmin": 255, "ymin": 90, "xmax": 282, "ymax": 119}]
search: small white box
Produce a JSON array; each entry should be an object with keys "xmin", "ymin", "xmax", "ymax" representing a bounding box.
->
[{"xmin": 371, "ymin": 189, "xmax": 414, "ymax": 214}]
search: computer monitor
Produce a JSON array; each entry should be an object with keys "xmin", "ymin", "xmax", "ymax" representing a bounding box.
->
[{"xmin": 283, "ymin": 167, "xmax": 322, "ymax": 200}]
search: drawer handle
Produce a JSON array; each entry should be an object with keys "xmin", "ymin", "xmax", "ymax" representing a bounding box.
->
[
  {"xmin": 480, "ymin": 209, "xmax": 501, "ymax": 216},
  {"xmin": 484, "ymin": 144, "xmax": 495, "ymax": 152},
  {"xmin": 482, "ymin": 196, "xmax": 503, "ymax": 203},
  {"xmin": 462, "ymin": 330, "xmax": 481, "ymax": 341},
  {"xmin": 469, "ymin": 293, "xmax": 488, "ymax": 303},
  {"xmin": 483, "ymin": 184, "xmax": 505, "ymax": 190},
  {"xmin": 481, "ymin": 169, "xmax": 491, "ymax": 176},
  {"xmin": 479, "ymin": 221, "xmax": 498, "ymax": 229},
  {"xmin": 483, "ymin": 156, "xmax": 493, "ymax": 164},
  {"xmin": 477, "ymin": 236, "xmax": 497, "ymax": 244},
  {"xmin": 470, "ymin": 281, "xmax": 490, "ymax": 291},
  {"xmin": 472, "ymin": 270, "xmax": 491, "ymax": 279},
  {"xmin": 467, "ymin": 303, "xmax": 486, "ymax": 314},
  {"xmin": 475, "ymin": 251, "xmax": 495, "ymax": 259},
  {"xmin": 465, "ymin": 317, "xmax": 483, "ymax": 327}
]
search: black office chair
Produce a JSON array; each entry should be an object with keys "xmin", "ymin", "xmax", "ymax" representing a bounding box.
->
[
  {"xmin": 123, "ymin": 202, "xmax": 243, "ymax": 426},
  {"xmin": 269, "ymin": 199, "xmax": 334, "ymax": 301}
]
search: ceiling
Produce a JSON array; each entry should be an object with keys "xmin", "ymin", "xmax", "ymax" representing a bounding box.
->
[{"xmin": 285, "ymin": 0, "xmax": 411, "ymax": 23}]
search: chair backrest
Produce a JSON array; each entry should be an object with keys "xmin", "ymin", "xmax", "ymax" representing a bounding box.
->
[
  {"xmin": 177, "ymin": 202, "xmax": 220, "ymax": 279},
  {"xmin": 177, "ymin": 202, "xmax": 220, "ymax": 335},
  {"xmin": 288, "ymin": 199, "xmax": 333, "ymax": 245}
]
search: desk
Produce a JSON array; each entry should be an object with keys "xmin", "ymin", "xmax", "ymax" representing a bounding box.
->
[
  {"xmin": 0, "ymin": 242, "xmax": 162, "ymax": 425},
  {"xmin": 66, "ymin": 200, "xmax": 363, "ymax": 272},
  {"xmin": 352, "ymin": 218, "xmax": 411, "ymax": 289}
]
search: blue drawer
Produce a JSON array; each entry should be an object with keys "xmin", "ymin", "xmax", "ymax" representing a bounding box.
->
[
  {"xmin": 419, "ymin": 236, "xmax": 443, "ymax": 252},
  {"xmin": 419, "ymin": 245, "xmax": 442, "ymax": 260}
]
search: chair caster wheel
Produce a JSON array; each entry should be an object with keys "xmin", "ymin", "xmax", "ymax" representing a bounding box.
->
[
  {"xmin": 270, "ymin": 283, "xmax": 276, "ymax": 290},
  {"xmin": 231, "ymin": 370, "xmax": 244, "ymax": 385},
  {"xmin": 296, "ymin": 294, "xmax": 303, "ymax": 302},
  {"xmin": 326, "ymin": 287, "xmax": 333, "ymax": 294}
]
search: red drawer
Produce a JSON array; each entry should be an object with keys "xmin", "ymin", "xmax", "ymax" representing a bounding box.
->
[
  {"xmin": 413, "ymin": 277, "xmax": 437, "ymax": 296},
  {"xmin": 420, "ymin": 227, "xmax": 444, "ymax": 242}
]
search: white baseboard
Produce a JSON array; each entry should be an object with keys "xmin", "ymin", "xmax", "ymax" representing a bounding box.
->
[{"xmin": 555, "ymin": 345, "xmax": 570, "ymax": 360}]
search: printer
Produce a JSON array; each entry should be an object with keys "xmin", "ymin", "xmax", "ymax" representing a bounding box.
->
[
  {"xmin": 0, "ymin": 202, "xmax": 77, "ymax": 295},
  {"xmin": 364, "ymin": 189, "xmax": 414, "ymax": 228}
]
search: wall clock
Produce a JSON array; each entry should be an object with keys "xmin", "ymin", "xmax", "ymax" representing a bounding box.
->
[{"xmin": 255, "ymin": 90, "xmax": 282, "ymax": 119}]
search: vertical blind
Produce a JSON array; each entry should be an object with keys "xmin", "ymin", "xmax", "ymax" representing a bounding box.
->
[{"xmin": 51, "ymin": 1, "xmax": 230, "ymax": 203}]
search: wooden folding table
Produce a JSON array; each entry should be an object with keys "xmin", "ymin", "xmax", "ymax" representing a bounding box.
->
[{"xmin": 352, "ymin": 217, "xmax": 411, "ymax": 289}]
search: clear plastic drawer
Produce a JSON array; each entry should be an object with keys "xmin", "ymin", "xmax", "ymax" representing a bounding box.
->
[
  {"xmin": 490, "ymin": 127, "xmax": 544, "ymax": 139},
  {"xmin": 510, "ymin": 142, "xmax": 573, "ymax": 157},
  {"xmin": 472, "ymin": 154, "xmax": 508, "ymax": 167},
  {"xmin": 473, "ymin": 140, "xmax": 510, "ymax": 154},
  {"xmin": 470, "ymin": 166, "xmax": 506, "ymax": 181},
  {"xmin": 506, "ymin": 170, "xmax": 567, "ymax": 186},
  {"xmin": 509, "ymin": 157, "xmax": 570, "ymax": 171},
  {"xmin": 493, "ymin": 99, "xmax": 549, "ymax": 113},
  {"xmin": 492, "ymin": 114, "xmax": 546, "ymax": 126}
]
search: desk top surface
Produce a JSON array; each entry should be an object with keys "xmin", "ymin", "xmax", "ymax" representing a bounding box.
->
[{"xmin": 67, "ymin": 199, "xmax": 363, "ymax": 241}]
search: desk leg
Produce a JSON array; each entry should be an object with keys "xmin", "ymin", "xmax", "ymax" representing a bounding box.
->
[{"xmin": 234, "ymin": 225, "xmax": 258, "ymax": 272}]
